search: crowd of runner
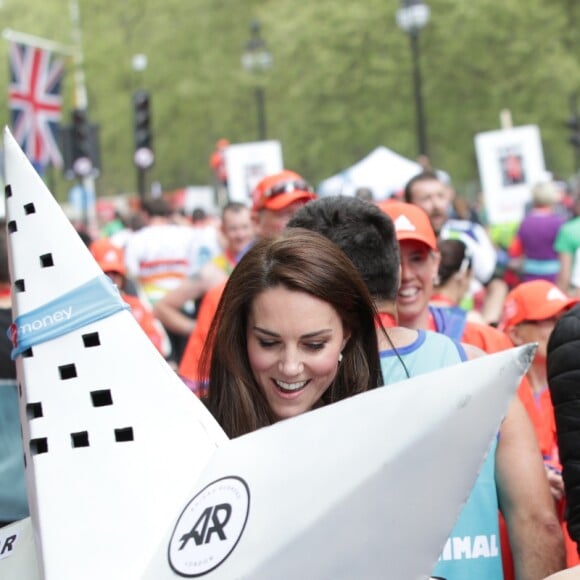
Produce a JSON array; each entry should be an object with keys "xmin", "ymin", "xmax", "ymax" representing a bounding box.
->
[{"xmin": 4, "ymin": 166, "xmax": 580, "ymax": 579}]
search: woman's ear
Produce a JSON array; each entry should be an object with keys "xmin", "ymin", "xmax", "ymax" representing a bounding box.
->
[
  {"xmin": 430, "ymin": 250, "xmax": 441, "ymax": 283},
  {"xmin": 432, "ymin": 250, "xmax": 441, "ymax": 272},
  {"xmin": 341, "ymin": 328, "xmax": 351, "ymax": 352},
  {"xmin": 454, "ymin": 269, "xmax": 470, "ymax": 287}
]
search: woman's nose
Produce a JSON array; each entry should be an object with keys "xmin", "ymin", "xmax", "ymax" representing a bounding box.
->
[
  {"xmin": 278, "ymin": 350, "xmax": 303, "ymax": 376},
  {"xmin": 400, "ymin": 260, "xmax": 412, "ymax": 281}
]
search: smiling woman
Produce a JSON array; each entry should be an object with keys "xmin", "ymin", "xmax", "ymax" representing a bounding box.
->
[
  {"xmin": 247, "ymin": 286, "xmax": 350, "ymax": 421},
  {"xmin": 201, "ymin": 228, "xmax": 382, "ymax": 438}
]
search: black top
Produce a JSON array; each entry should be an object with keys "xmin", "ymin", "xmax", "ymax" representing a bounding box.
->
[{"xmin": 547, "ymin": 303, "xmax": 580, "ymax": 551}]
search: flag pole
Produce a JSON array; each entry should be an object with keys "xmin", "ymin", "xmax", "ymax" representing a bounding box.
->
[
  {"xmin": 69, "ymin": 0, "xmax": 97, "ymax": 235},
  {"xmin": 69, "ymin": 0, "xmax": 88, "ymax": 110},
  {"xmin": 2, "ymin": 28, "xmax": 76, "ymax": 56}
]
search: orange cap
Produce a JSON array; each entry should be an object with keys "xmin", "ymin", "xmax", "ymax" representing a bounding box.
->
[
  {"xmin": 377, "ymin": 200, "xmax": 437, "ymax": 250},
  {"xmin": 89, "ymin": 239, "xmax": 126, "ymax": 276},
  {"xmin": 500, "ymin": 280, "xmax": 579, "ymax": 330},
  {"xmin": 252, "ymin": 170, "xmax": 317, "ymax": 212}
]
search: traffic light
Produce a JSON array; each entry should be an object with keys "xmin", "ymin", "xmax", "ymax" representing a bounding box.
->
[
  {"xmin": 567, "ymin": 115, "xmax": 580, "ymax": 148},
  {"xmin": 69, "ymin": 108, "xmax": 98, "ymax": 177},
  {"xmin": 60, "ymin": 115, "xmax": 101, "ymax": 179},
  {"xmin": 566, "ymin": 94, "xmax": 580, "ymax": 149},
  {"xmin": 71, "ymin": 108, "xmax": 91, "ymax": 161},
  {"xmin": 566, "ymin": 94, "xmax": 580, "ymax": 174},
  {"xmin": 133, "ymin": 90, "xmax": 152, "ymax": 152}
]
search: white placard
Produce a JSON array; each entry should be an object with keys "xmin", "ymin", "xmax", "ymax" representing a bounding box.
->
[
  {"xmin": 475, "ymin": 125, "xmax": 546, "ymax": 225},
  {"xmin": 224, "ymin": 141, "xmax": 283, "ymax": 205}
]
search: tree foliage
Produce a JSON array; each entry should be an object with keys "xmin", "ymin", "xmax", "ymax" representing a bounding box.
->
[{"xmin": 0, "ymin": 0, "xmax": 579, "ymax": 200}]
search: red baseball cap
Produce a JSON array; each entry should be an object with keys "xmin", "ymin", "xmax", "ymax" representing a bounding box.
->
[
  {"xmin": 252, "ymin": 170, "xmax": 317, "ymax": 212},
  {"xmin": 377, "ymin": 200, "xmax": 438, "ymax": 250},
  {"xmin": 500, "ymin": 280, "xmax": 579, "ymax": 330},
  {"xmin": 90, "ymin": 239, "xmax": 127, "ymax": 276}
]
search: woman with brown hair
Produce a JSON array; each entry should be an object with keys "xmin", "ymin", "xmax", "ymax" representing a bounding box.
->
[{"xmin": 201, "ymin": 228, "xmax": 382, "ymax": 438}]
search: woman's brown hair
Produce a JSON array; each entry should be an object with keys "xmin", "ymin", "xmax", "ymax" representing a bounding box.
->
[{"xmin": 202, "ymin": 228, "xmax": 382, "ymax": 437}]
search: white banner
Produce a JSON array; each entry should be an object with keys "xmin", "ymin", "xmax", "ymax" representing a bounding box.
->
[
  {"xmin": 475, "ymin": 125, "xmax": 547, "ymax": 225},
  {"xmin": 224, "ymin": 140, "xmax": 283, "ymax": 205}
]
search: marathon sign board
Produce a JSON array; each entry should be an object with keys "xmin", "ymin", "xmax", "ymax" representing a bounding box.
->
[{"xmin": 475, "ymin": 125, "xmax": 547, "ymax": 225}]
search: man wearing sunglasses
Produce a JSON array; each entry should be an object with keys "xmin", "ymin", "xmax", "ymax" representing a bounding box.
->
[
  {"xmin": 250, "ymin": 169, "xmax": 317, "ymax": 239},
  {"xmin": 178, "ymin": 169, "xmax": 317, "ymax": 388}
]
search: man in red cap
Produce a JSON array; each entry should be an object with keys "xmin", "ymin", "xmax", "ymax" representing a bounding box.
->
[
  {"xmin": 380, "ymin": 200, "xmax": 566, "ymax": 579},
  {"xmin": 178, "ymin": 170, "xmax": 317, "ymax": 387},
  {"xmin": 501, "ymin": 280, "xmax": 578, "ymax": 477},
  {"xmin": 250, "ymin": 169, "xmax": 317, "ymax": 239},
  {"xmin": 501, "ymin": 280, "xmax": 580, "ymax": 569}
]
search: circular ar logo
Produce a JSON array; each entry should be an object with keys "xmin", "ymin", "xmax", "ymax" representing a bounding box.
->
[{"xmin": 168, "ymin": 476, "xmax": 250, "ymax": 577}]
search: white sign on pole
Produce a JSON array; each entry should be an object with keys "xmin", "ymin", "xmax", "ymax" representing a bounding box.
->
[
  {"xmin": 225, "ymin": 140, "xmax": 283, "ymax": 206},
  {"xmin": 475, "ymin": 125, "xmax": 546, "ymax": 225}
]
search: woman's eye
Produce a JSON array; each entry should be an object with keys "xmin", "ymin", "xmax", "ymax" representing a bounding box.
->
[
  {"xmin": 258, "ymin": 339, "xmax": 277, "ymax": 348},
  {"xmin": 305, "ymin": 342, "xmax": 325, "ymax": 351}
]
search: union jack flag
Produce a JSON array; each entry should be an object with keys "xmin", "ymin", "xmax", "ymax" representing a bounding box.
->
[{"xmin": 8, "ymin": 42, "xmax": 65, "ymax": 168}]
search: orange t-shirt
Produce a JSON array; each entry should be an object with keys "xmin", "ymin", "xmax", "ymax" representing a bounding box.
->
[
  {"xmin": 122, "ymin": 292, "xmax": 167, "ymax": 356},
  {"xmin": 427, "ymin": 313, "xmax": 513, "ymax": 354},
  {"xmin": 498, "ymin": 336, "xmax": 578, "ymax": 574},
  {"xmin": 377, "ymin": 312, "xmax": 397, "ymax": 329},
  {"xmin": 178, "ymin": 281, "xmax": 226, "ymax": 382},
  {"xmin": 516, "ymin": 375, "xmax": 558, "ymax": 465}
]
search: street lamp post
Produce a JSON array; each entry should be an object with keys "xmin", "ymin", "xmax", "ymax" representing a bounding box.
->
[
  {"xmin": 241, "ymin": 21, "xmax": 272, "ymax": 141},
  {"xmin": 396, "ymin": 0, "xmax": 430, "ymax": 158},
  {"xmin": 566, "ymin": 93, "xmax": 580, "ymax": 174}
]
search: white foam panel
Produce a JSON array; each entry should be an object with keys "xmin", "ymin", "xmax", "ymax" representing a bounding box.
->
[{"xmin": 4, "ymin": 129, "xmax": 227, "ymax": 579}]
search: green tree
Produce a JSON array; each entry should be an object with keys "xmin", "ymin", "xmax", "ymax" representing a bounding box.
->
[{"xmin": 0, "ymin": 0, "xmax": 579, "ymax": 201}]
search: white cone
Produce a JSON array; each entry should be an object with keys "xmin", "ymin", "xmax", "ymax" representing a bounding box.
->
[{"xmin": 2, "ymin": 127, "xmax": 227, "ymax": 579}]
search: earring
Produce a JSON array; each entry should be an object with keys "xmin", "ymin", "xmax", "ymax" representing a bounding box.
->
[{"xmin": 338, "ymin": 353, "xmax": 343, "ymax": 363}]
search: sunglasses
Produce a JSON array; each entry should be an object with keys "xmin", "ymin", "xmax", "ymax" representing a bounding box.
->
[{"xmin": 258, "ymin": 179, "xmax": 314, "ymax": 208}]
